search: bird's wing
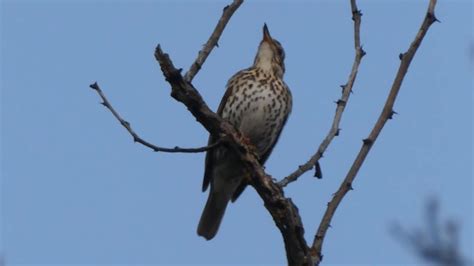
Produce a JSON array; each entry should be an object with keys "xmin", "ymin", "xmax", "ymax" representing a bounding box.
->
[{"xmin": 202, "ymin": 68, "xmax": 251, "ymax": 192}]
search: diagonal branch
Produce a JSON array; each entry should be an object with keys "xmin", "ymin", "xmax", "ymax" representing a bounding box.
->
[
  {"xmin": 184, "ymin": 0, "xmax": 244, "ymax": 82},
  {"xmin": 89, "ymin": 82, "xmax": 220, "ymax": 153},
  {"xmin": 278, "ymin": 0, "xmax": 365, "ymax": 188},
  {"xmin": 311, "ymin": 0, "xmax": 438, "ymax": 264},
  {"xmin": 155, "ymin": 45, "xmax": 313, "ymax": 266}
]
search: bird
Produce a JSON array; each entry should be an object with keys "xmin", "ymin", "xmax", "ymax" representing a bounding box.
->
[{"xmin": 197, "ymin": 24, "xmax": 292, "ymax": 240}]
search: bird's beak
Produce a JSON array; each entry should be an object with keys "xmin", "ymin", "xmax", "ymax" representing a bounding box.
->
[{"xmin": 262, "ymin": 23, "xmax": 273, "ymax": 44}]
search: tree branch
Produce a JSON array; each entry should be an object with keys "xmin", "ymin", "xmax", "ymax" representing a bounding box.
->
[
  {"xmin": 184, "ymin": 0, "xmax": 244, "ymax": 82},
  {"xmin": 89, "ymin": 82, "xmax": 220, "ymax": 153},
  {"xmin": 311, "ymin": 0, "xmax": 438, "ymax": 264},
  {"xmin": 278, "ymin": 0, "xmax": 365, "ymax": 187},
  {"xmin": 155, "ymin": 45, "xmax": 313, "ymax": 266}
]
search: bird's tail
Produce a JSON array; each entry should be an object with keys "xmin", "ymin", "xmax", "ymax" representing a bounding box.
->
[{"xmin": 197, "ymin": 191, "xmax": 230, "ymax": 240}]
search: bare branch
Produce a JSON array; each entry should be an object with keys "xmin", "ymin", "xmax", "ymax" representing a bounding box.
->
[
  {"xmin": 89, "ymin": 82, "xmax": 220, "ymax": 153},
  {"xmin": 155, "ymin": 45, "xmax": 313, "ymax": 266},
  {"xmin": 184, "ymin": 0, "xmax": 244, "ymax": 82},
  {"xmin": 311, "ymin": 0, "xmax": 439, "ymax": 264},
  {"xmin": 278, "ymin": 0, "xmax": 365, "ymax": 187}
]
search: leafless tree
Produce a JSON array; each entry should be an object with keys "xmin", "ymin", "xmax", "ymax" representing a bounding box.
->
[
  {"xmin": 391, "ymin": 198, "xmax": 472, "ymax": 266},
  {"xmin": 90, "ymin": 0, "xmax": 439, "ymax": 265}
]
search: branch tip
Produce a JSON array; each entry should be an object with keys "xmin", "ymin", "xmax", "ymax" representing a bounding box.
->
[
  {"xmin": 90, "ymin": 82, "xmax": 99, "ymax": 90},
  {"xmin": 155, "ymin": 44, "xmax": 162, "ymax": 55}
]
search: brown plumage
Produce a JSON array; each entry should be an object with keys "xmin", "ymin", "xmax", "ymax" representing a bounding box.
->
[{"xmin": 197, "ymin": 24, "xmax": 292, "ymax": 240}]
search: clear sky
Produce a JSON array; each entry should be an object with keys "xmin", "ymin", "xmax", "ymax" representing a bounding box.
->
[{"xmin": 1, "ymin": 0, "xmax": 472, "ymax": 265}]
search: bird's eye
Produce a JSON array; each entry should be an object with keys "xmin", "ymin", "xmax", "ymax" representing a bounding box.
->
[
  {"xmin": 273, "ymin": 40, "xmax": 284, "ymax": 60},
  {"xmin": 276, "ymin": 47, "xmax": 285, "ymax": 60}
]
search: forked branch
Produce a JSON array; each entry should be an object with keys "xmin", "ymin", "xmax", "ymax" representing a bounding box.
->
[
  {"xmin": 88, "ymin": 0, "xmax": 245, "ymax": 154},
  {"xmin": 154, "ymin": 45, "xmax": 312, "ymax": 265},
  {"xmin": 278, "ymin": 0, "xmax": 365, "ymax": 187},
  {"xmin": 311, "ymin": 0, "xmax": 438, "ymax": 264}
]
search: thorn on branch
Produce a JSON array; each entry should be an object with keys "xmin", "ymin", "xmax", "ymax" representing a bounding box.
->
[
  {"xmin": 363, "ymin": 138, "xmax": 373, "ymax": 145},
  {"xmin": 352, "ymin": 9, "xmax": 363, "ymax": 21},
  {"xmin": 340, "ymin": 84, "xmax": 347, "ymax": 93},
  {"xmin": 427, "ymin": 12, "xmax": 441, "ymax": 24},
  {"xmin": 335, "ymin": 128, "xmax": 341, "ymax": 136},
  {"xmin": 360, "ymin": 47, "xmax": 366, "ymax": 57},
  {"xmin": 399, "ymin": 53, "xmax": 404, "ymax": 60},
  {"xmin": 346, "ymin": 182, "xmax": 354, "ymax": 190},
  {"xmin": 335, "ymin": 99, "xmax": 347, "ymax": 107},
  {"xmin": 388, "ymin": 110, "xmax": 398, "ymax": 120},
  {"xmin": 223, "ymin": 4, "xmax": 229, "ymax": 12}
]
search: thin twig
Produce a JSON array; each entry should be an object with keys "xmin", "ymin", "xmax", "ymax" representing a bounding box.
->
[
  {"xmin": 310, "ymin": 0, "xmax": 438, "ymax": 264},
  {"xmin": 278, "ymin": 0, "xmax": 365, "ymax": 188},
  {"xmin": 89, "ymin": 82, "xmax": 220, "ymax": 153},
  {"xmin": 155, "ymin": 45, "xmax": 313, "ymax": 266},
  {"xmin": 184, "ymin": 0, "xmax": 244, "ymax": 82}
]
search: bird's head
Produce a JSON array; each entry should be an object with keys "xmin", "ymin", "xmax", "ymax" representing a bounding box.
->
[{"xmin": 253, "ymin": 23, "xmax": 286, "ymax": 78}]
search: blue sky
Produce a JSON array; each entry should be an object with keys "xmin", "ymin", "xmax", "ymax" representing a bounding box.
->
[{"xmin": 1, "ymin": 0, "xmax": 472, "ymax": 265}]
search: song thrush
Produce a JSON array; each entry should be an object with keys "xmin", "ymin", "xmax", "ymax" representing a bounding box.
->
[{"xmin": 198, "ymin": 24, "xmax": 292, "ymax": 240}]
